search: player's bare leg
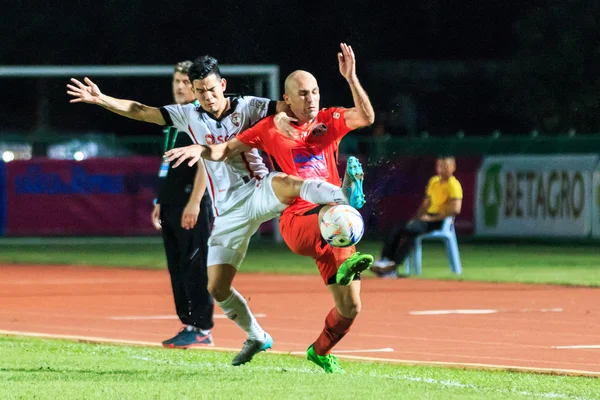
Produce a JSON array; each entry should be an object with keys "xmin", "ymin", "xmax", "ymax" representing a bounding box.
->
[
  {"xmin": 270, "ymin": 174, "xmax": 349, "ymax": 206},
  {"xmin": 208, "ymin": 264, "xmax": 272, "ymax": 365}
]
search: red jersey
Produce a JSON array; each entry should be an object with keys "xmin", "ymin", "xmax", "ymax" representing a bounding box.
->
[{"xmin": 237, "ymin": 107, "xmax": 351, "ymax": 215}]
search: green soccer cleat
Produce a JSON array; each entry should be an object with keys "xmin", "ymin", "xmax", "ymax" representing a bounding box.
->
[
  {"xmin": 342, "ymin": 156, "xmax": 366, "ymax": 209},
  {"xmin": 307, "ymin": 344, "xmax": 344, "ymax": 374},
  {"xmin": 336, "ymin": 252, "xmax": 374, "ymax": 286}
]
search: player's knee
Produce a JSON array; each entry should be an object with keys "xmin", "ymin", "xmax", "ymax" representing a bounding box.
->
[
  {"xmin": 208, "ymin": 282, "xmax": 231, "ymax": 302},
  {"xmin": 339, "ymin": 299, "xmax": 362, "ymax": 318},
  {"xmin": 272, "ymin": 174, "xmax": 303, "ymax": 199}
]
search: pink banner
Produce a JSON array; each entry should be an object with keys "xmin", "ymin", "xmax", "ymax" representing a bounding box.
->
[{"xmin": 5, "ymin": 157, "xmax": 161, "ymax": 236}]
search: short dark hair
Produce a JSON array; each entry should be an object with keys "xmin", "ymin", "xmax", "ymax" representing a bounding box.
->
[
  {"xmin": 174, "ymin": 60, "xmax": 193, "ymax": 75},
  {"xmin": 188, "ymin": 55, "xmax": 221, "ymax": 82},
  {"xmin": 437, "ymin": 155, "xmax": 455, "ymax": 161}
]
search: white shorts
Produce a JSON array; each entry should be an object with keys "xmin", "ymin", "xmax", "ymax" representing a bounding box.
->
[{"xmin": 207, "ymin": 172, "xmax": 287, "ymax": 269}]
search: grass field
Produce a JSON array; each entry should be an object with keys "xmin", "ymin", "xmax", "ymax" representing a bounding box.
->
[
  {"xmin": 0, "ymin": 237, "xmax": 599, "ymax": 286},
  {"xmin": 1, "ymin": 336, "xmax": 598, "ymax": 400},
  {"xmin": 1, "ymin": 237, "xmax": 599, "ymax": 399}
]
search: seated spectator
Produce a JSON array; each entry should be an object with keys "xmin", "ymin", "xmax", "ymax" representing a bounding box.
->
[{"xmin": 370, "ymin": 156, "xmax": 463, "ymax": 277}]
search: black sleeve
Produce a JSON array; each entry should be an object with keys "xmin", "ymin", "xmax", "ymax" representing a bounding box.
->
[
  {"xmin": 159, "ymin": 107, "xmax": 174, "ymax": 127},
  {"xmin": 266, "ymin": 100, "xmax": 277, "ymax": 117}
]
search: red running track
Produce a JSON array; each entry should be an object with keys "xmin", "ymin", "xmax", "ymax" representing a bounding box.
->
[{"xmin": 1, "ymin": 265, "xmax": 599, "ymax": 376}]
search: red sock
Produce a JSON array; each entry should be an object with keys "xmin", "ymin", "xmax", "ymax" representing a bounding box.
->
[{"xmin": 313, "ymin": 307, "xmax": 355, "ymax": 355}]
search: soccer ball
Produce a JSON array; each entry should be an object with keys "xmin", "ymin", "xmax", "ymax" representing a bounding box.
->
[{"xmin": 319, "ymin": 205, "xmax": 365, "ymax": 248}]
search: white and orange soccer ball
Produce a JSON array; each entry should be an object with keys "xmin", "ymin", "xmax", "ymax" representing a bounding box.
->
[{"xmin": 319, "ymin": 205, "xmax": 365, "ymax": 248}]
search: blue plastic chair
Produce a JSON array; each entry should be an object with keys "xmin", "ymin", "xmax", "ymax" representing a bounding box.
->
[{"xmin": 403, "ymin": 217, "xmax": 462, "ymax": 276}]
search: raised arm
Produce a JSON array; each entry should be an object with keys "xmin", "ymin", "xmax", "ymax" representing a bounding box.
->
[
  {"xmin": 67, "ymin": 77, "xmax": 166, "ymax": 125},
  {"xmin": 165, "ymin": 138, "xmax": 252, "ymax": 168},
  {"xmin": 337, "ymin": 43, "xmax": 375, "ymax": 130}
]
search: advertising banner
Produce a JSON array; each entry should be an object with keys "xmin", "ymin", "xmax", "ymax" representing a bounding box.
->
[
  {"xmin": 5, "ymin": 157, "xmax": 161, "ymax": 236},
  {"xmin": 475, "ymin": 155, "xmax": 598, "ymax": 237}
]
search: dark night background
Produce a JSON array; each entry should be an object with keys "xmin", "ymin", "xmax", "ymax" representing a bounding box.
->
[{"xmin": 2, "ymin": 0, "xmax": 600, "ymax": 139}]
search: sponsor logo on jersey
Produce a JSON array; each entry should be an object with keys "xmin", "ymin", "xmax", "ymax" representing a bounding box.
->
[
  {"xmin": 311, "ymin": 123, "xmax": 328, "ymax": 137},
  {"xmin": 249, "ymin": 99, "xmax": 267, "ymax": 110},
  {"xmin": 231, "ymin": 112, "xmax": 241, "ymax": 127},
  {"xmin": 205, "ymin": 133, "xmax": 238, "ymax": 145},
  {"xmin": 333, "ymin": 112, "xmax": 340, "ymax": 119},
  {"xmin": 293, "ymin": 153, "xmax": 325, "ymax": 163},
  {"xmin": 291, "ymin": 146, "xmax": 328, "ymax": 180}
]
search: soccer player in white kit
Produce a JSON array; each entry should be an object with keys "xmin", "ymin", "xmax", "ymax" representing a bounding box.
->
[{"xmin": 67, "ymin": 56, "xmax": 354, "ymax": 366}]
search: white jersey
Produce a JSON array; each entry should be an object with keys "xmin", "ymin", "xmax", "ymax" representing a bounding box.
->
[{"xmin": 160, "ymin": 96, "xmax": 273, "ymax": 215}]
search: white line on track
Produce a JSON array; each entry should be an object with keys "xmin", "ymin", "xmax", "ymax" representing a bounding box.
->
[
  {"xmin": 409, "ymin": 308, "xmax": 563, "ymax": 315},
  {"xmin": 1, "ymin": 330, "xmax": 598, "ymax": 377},
  {"xmin": 553, "ymin": 345, "xmax": 600, "ymax": 349},
  {"xmin": 289, "ymin": 348, "xmax": 394, "ymax": 355},
  {"xmin": 109, "ymin": 314, "xmax": 266, "ymax": 320}
]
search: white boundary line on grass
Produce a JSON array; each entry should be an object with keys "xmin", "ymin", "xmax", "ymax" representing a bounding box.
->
[
  {"xmin": 128, "ymin": 355, "xmax": 595, "ymax": 400},
  {"xmin": 1, "ymin": 329, "xmax": 599, "ymax": 377}
]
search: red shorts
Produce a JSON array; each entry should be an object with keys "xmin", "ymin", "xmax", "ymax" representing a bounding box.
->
[{"xmin": 279, "ymin": 210, "xmax": 356, "ymax": 285}]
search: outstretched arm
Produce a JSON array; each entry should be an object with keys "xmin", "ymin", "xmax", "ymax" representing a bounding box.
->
[
  {"xmin": 67, "ymin": 77, "xmax": 166, "ymax": 125},
  {"xmin": 165, "ymin": 138, "xmax": 252, "ymax": 167},
  {"xmin": 337, "ymin": 43, "xmax": 375, "ymax": 130}
]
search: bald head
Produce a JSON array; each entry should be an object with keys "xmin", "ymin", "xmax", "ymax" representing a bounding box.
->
[
  {"xmin": 284, "ymin": 70, "xmax": 318, "ymax": 95},
  {"xmin": 283, "ymin": 70, "xmax": 320, "ymax": 123}
]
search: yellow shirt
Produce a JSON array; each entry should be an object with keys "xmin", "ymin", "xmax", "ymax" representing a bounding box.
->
[{"xmin": 426, "ymin": 175, "xmax": 463, "ymax": 214}]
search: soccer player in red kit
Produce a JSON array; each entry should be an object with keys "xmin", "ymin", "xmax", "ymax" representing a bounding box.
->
[{"xmin": 165, "ymin": 43, "xmax": 375, "ymax": 373}]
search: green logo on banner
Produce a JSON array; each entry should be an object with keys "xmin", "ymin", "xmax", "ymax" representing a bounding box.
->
[{"xmin": 482, "ymin": 163, "xmax": 502, "ymax": 227}]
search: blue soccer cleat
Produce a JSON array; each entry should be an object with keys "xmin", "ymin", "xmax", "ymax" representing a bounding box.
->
[
  {"xmin": 342, "ymin": 156, "xmax": 366, "ymax": 209},
  {"xmin": 231, "ymin": 332, "xmax": 273, "ymax": 366},
  {"xmin": 162, "ymin": 326, "xmax": 214, "ymax": 349}
]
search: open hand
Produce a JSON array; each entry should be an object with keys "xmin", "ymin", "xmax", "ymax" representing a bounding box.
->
[
  {"xmin": 338, "ymin": 43, "xmax": 357, "ymax": 82},
  {"xmin": 164, "ymin": 144, "xmax": 206, "ymax": 168},
  {"xmin": 67, "ymin": 77, "xmax": 102, "ymax": 104},
  {"xmin": 274, "ymin": 112, "xmax": 298, "ymax": 138}
]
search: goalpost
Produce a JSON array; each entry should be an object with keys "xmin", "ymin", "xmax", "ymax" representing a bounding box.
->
[
  {"xmin": 0, "ymin": 64, "xmax": 283, "ymax": 242},
  {"xmin": 0, "ymin": 65, "xmax": 279, "ymax": 99}
]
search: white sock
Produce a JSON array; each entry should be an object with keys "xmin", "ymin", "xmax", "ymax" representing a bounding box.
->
[
  {"xmin": 300, "ymin": 179, "xmax": 348, "ymax": 205},
  {"xmin": 216, "ymin": 288, "xmax": 265, "ymax": 341},
  {"xmin": 186, "ymin": 326, "xmax": 210, "ymax": 335}
]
